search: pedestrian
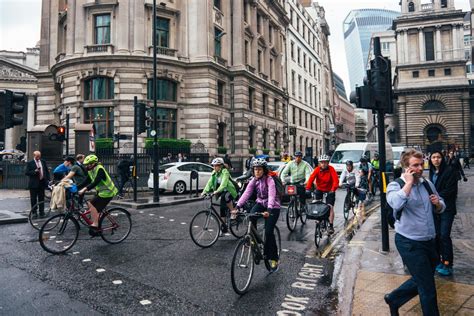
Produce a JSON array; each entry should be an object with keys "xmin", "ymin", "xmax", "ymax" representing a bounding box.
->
[
  {"xmin": 429, "ymin": 151, "xmax": 459, "ymax": 276},
  {"xmin": 183, "ymin": 154, "xmax": 188, "ymax": 162},
  {"xmin": 177, "ymin": 153, "xmax": 184, "ymax": 162},
  {"xmin": 223, "ymin": 154, "xmax": 233, "ymax": 170},
  {"xmin": 64, "ymin": 154, "xmax": 88, "ymax": 189},
  {"xmin": 117, "ymin": 155, "xmax": 133, "ymax": 198},
  {"xmin": 385, "ymin": 149, "xmax": 445, "ymax": 316},
  {"xmin": 463, "ymin": 153, "xmax": 470, "ymax": 169},
  {"xmin": 52, "ymin": 157, "xmax": 75, "ymax": 180},
  {"xmin": 245, "ymin": 155, "xmax": 253, "ymax": 171},
  {"xmin": 25, "ymin": 151, "xmax": 50, "ymax": 218},
  {"xmin": 447, "ymin": 151, "xmax": 467, "ymax": 182},
  {"xmin": 281, "ymin": 152, "xmax": 291, "ymax": 163}
]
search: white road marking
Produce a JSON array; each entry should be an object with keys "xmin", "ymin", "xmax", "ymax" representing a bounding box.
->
[
  {"xmin": 159, "ymin": 216, "xmax": 165, "ymax": 219},
  {"xmin": 169, "ymin": 219, "xmax": 175, "ymax": 222},
  {"xmin": 149, "ymin": 214, "xmax": 155, "ymax": 216},
  {"xmin": 181, "ymin": 222, "xmax": 186, "ymax": 225},
  {"xmin": 96, "ymin": 268, "xmax": 106, "ymax": 273},
  {"xmin": 72, "ymin": 251, "xmax": 80, "ymax": 255},
  {"xmin": 140, "ymin": 300, "xmax": 152, "ymax": 305},
  {"xmin": 112, "ymin": 280, "xmax": 123, "ymax": 285},
  {"xmin": 282, "ymin": 249, "xmax": 289, "ymax": 252},
  {"xmin": 82, "ymin": 258, "xmax": 91, "ymax": 262}
]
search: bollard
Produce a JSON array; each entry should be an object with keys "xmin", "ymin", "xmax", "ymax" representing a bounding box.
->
[{"xmin": 190, "ymin": 169, "xmax": 199, "ymax": 197}]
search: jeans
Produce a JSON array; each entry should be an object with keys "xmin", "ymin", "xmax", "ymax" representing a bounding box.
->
[
  {"xmin": 250, "ymin": 203, "xmax": 280, "ymax": 261},
  {"xmin": 118, "ymin": 174, "xmax": 129, "ymax": 195},
  {"xmin": 434, "ymin": 212, "xmax": 455, "ymax": 267},
  {"xmin": 296, "ymin": 184, "xmax": 307, "ymax": 206},
  {"xmin": 387, "ymin": 233, "xmax": 439, "ymax": 316}
]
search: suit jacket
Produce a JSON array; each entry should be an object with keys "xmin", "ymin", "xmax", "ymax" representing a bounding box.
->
[
  {"xmin": 430, "ymin": 166, "xmax": 458, "ymax": 213},
  {"xmin": 25, "ymin": 159, "xmax": 50, "ymax": 189}
]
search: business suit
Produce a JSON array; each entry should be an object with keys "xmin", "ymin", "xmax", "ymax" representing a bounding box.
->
[{"xmin": 25, "ymin": 159, "xmax": 50, "ymax": 215}]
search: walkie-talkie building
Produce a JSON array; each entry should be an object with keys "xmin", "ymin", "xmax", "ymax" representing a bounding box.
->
[{"xmin": 343, "ymin": 9, "xmax": 400, "ymax": 90}]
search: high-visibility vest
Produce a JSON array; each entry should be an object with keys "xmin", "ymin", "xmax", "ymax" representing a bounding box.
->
[{"xmin": 89, "ymin": 164, "xmax": 118, "ymax": 198}]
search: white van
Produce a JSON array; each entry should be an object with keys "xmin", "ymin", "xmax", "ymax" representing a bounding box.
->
[{"xmin": 330, "ymin": 142, "xmax": 394, "ymax": 174}]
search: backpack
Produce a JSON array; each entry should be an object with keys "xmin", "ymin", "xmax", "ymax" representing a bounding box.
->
[
  {"xmin": 386, "ymin": 177, "xmax": 435, "ymax": 228},
  {"xmin": 269, "ymin": 172, "xmax": 285, "ymax": 199}
]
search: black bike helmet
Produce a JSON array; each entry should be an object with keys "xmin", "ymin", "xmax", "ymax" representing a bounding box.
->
[
  {"xmin": 360, "ymin": 156, "xmax": 368, "ymax": 163},
  {"xmin": 346, "ymin": 160, "xmax": 353, "ymax": 166}
]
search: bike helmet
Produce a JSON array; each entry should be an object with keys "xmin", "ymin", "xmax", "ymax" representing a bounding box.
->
[
  {"xmin": 294, "ymin": 151, "xmax": 303, "ymax": 157},
  {"xmin": 374, "ymin": 152, "xmax": 379, "ymax": 158},
  {"xmin": 83, "ymin": 154, "xmax": 98, "ymax": 165},
  {"xmin": 318, "ymin": 154, "xmax": 330, "ymax": 162},
  {"xmin": 251, "ymin": 157, "xmax": 268, "ymax": 168},
  {"xmin": 345, "ymin": 160, "xmax": 353, "ymax": 166},
  {"xmin": 211, "ymin": 157, "xmax": 225, "ymax": 165},
  {"xmin": 360, "ymin": 156, "xmax": 368, "ymax": 163}
]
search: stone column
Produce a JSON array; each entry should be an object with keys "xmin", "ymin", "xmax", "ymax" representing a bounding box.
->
[
  {"xmin": 27, "ymin": 95, "xmax": 35, "ymax": 131},
  {"xmin": 403, "ymin": 29, "xmax": 409, "ymax": 63},
  {"xmin": 435, "ymin": 25, "xmax": 442, "ymax": 61},
  {"xmin": 116, "ymin": 1, "xmax": 130, "ymax": 54},
  {"xmin": 66, "ymin": 0, "xmax": 75, "ymax": 56},
  {"xmin": 75, "ymin": 0, "xmax": 85, "ymax": 55},
  {"xmin": 133, "ymin": 0, "xmax": 146, "ymax": 54},
  {"xmin": 451, "ymin": 24, "xmax": 458, "ymax": 60},
  {"xmin": 397, "ymin": 30, "xmax": 404, "ymax": 64},
  {"xmin": 418, "ymin": 27, "xmax": 425, "ymax": 62}
]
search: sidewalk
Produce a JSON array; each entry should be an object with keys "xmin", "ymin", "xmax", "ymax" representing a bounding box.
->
[{"xmin": 339, "ymin": 168, "xmax": 474, "ymax": 315}]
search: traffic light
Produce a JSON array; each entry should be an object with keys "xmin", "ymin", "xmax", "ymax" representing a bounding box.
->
[
  {"xmin": 57, "ymin": 126, "xmax": 66, "ymax": 141},
  {"xmin": 350, "ymin": 77, "xmax": 375, "ymax": 110},
  {"xmin": 0, "ymin": 90, "xmax": 26, "ymax": 129},
  {"xmin": 137, "ymin": 102, "xmax": 152, "ymax": 134}
]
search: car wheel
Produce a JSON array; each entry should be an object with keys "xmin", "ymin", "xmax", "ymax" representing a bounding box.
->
[{"xmin": 174, "ymin": 181, "xmax": 186, "ymax": 194}]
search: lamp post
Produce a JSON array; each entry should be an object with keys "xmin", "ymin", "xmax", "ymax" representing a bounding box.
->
[{"xmin": 152, "ymin": 0, "xmax": 160, "ymax": 203}]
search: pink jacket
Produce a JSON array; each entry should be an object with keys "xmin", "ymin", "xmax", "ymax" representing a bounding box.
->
[{"xmin": 236, "ymin": 175, "xmax": 281, "ymax": 209}]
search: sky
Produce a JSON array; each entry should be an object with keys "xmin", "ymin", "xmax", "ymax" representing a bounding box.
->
[{"xmin": 0, "ymin": 0, "xmax": 471, "ymax": 95}]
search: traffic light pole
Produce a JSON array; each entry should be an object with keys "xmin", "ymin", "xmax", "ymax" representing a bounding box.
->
[
  {"xmin": 152, "ymin": 0, "xmax": 160, "ymax": 203},
  {"xmin": 133, "ymin": 96, "xmax": 138, "ymax": 202},
  {"xmin": 373, "ymin": 37, "xmax": 390, "ymax": 252},
  {"xmin": 66, "ymin": 113, "xmax": 70, "ymax": 157}
]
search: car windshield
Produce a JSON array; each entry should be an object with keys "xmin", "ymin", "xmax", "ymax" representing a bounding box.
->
[
  {"xmin": 159, "ymin": 163, "xmax": 175, "ymax": 173},
  {"xmin": 330, "ymin": 150, "xmax": 363, "ymax": 163},
  {"xmin": 267, "ymin": 164, "xmax": 281, "ymax": 171},
  {"xmin": 393, "ymin": 151, "xmax": 402, "ymax": 160}
]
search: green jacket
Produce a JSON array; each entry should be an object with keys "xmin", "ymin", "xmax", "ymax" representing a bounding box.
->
[
  {"xmin": 88, "ymin": 164, "xmax": 118, "ymax": 198},
  {"xmin": 203, "ymin": 168, "xmax": 237, "ymax": 198},
  {"xmin": 280, "ymin": 160, "xmax": 312, "ymax": 184}
]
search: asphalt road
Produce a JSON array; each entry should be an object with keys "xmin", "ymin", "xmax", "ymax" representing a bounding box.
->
[{"xmin": 0, "ymin": 189, "xmax": 370, "ymax": 315}]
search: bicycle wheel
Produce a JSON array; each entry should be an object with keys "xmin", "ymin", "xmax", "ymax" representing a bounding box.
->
[
  {"xmin": 286, "ymin": 200, "xmax": 298, "ymax": 232},
  {"xmin": 29, "ymin": 201, "xmax": 53, "ymax": 230},
  {"xmin": 231, "ymin": 237, "xmax": 255, "ymax": 295},
  {"xmin": 300, "ymin": 202, "xmax": 307, "ymax": 225},
  {"xmin": 229, "ymin": 213, "xmax": 249, "ymax": 239},
  {"xmin": 314, "ymin": 222, "xmax": 322, "ymax": 248},
  {"xmin": 264, "ymin": 226, "xmax": 281, "ymax": 271},
  {"xmin": 99, "ymin": 207, "xmax": 132, "ymax": 244},
  {"xmin": 343, "ymin": 192, "xmax": 351, "ymax": 220},
  {"xmin": 122, "ymin": 181, "xmax": 133, "ymax": 199},
  {"xmin": 189, "ymin": 210, "xmax": 220, "ymax": 248},
  {"xmin": 39, "ymin": 214, "xmax": 79, "ymax": 254}
]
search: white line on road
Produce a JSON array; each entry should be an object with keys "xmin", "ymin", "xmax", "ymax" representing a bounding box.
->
[
  {"xmin": 96, "ymin": 268, "xmax": 106, "ymax": 273},
  {"xmin": 82, "ymin": 258, "xmax": 91, "ymax": 262},
  {"xmin": 112, "ymin": 280, "xmax": 123, "ymax": 285},
  {"xmin": 140, "ymin": 300, "xmax": 152, "ymax": 305}
]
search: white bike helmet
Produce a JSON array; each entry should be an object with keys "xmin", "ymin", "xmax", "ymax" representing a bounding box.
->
[
  {"xmin": 251, "ymin": 157, "xmax": 268, "ymax": 168},
  {"xmin": 211, "ymin": 157, "xmax": 225, "ymax": 165},
  {"xmin": 319, "ymin": 154, "xmax": 330, "ymax": 162}
]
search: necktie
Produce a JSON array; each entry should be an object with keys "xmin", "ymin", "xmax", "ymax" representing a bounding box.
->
[{"xmin": 36, "ymin": 160, "xmax": 44, "ymax": 180}]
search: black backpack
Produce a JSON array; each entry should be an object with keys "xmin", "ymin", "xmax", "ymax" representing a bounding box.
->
[
  {"xmin": 270, "ymin": 174, "xmax": 285, "ymax": 199},
  {"xmin": 386, "ymin": 178, "xmax": 435, "ymax": 228}
]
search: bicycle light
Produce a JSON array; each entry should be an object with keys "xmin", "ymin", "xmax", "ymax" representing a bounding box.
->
[{"xmin": 285, "ymin": 185, "xmax": 296, "ymax": 195}]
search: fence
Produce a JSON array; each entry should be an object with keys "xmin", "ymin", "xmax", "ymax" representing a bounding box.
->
[{"xmin": 0, "ymin": 161, "xmax": 29, "ymax": 189}]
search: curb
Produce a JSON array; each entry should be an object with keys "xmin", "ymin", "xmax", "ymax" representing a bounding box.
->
[
  {"xmin": 110, "ymin": 196, "xmax": 202, "ymax": 209},
  {"xmin": 0, "ymin": 210, "xmax": 28, "ymax": 225}
]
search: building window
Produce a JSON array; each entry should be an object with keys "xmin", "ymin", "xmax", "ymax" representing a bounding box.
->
[
  {"xmin": 298, "ymin": 75, "xmax": 302, "ymax": 99},
  {"xmin": 297, "ymin": 47, "xmax": 301, "ymax": 65},
  {"xmin": 263, "ymin": 129, "xmax": 268, "ymax": 149},
  {"xmin": 84, "ymin": 77, "xmax": 114, "ymax": 100},
  {"xmin": 309, "ymin": 84, "xmax": 313, "ymax": 105},
  {"xmin": 218, "ymin": 123, "xmax": 225, "ymax": 147},
  {"xmin": 244, "ymin": 0, "xmax": 249, "ymax": 23},
  {"xmin": 425, "ymin": 31, "xmax": 435, "ymax": 61},
  {"xmin": 94, "ymin": 14, "xmax": 111, "ymax": 44},
  {"xmin": 291, "ymin": 71, "xmax": 296, "ymax": 96},
  {"xmin": 428, "ymin": 69, "xmax": 435, "ymax": 77},
  {"xmin": 290, "ymin": 9, "xmax": 293, "ymax": 25},
  {"xmin": 249, "ymin": 126, "xmax": 255, "ymax": 148},
  {"xmin": 147, "ymin": 78, "xmax": 177, "ymax": 101},
  {"xmin": 441, "ymin": 0, "xmax": 447, "ymax": 8},
  {"xmin": 245, "ymin": 40, "xmax": 250, "ymax": 64},
  {"xmin": 408, "ymin": 2, "xmax": 415, "ymax": 12},
  {"xmin": 257, "ymin": 49, "xmax": 263, "ymax": 73},
  {"xmin": 296, "ymin": 17, "xmax": 300, "ymax": 32},
  {"xmin": 151, "ymin": 108, "xmax": 177, "ymax": 139},
  {"xmin": 305, "ymin": 112, "xmax": 308, "ymax": 128},
  {"xmin": 300, "ymin": 135, "xmax": 303, "ymax": 151},
  {"xmin": 292, "ymin": 106, "xmax": 296, "ymax": 124},
  {"xmin": 155, "ymin": 17, "xmax": 170, "ymax": 47},
  {"xmin": 249, "ymin": 87, "xmax": 254, "ymax": 110},
  {"xmin": 274, "ymin": 99, "xmax": 278, "ymax": 118},
  {"xmin": 214, "ymin": 28, "xmax": 223, "ymax": 57},
  {"xmin": 303, "ymin": 53, "xmax": 306, "ymax": 70},
  {"xmin": 84, "ymin": 107, "xmax": 114, "ymax": 139},
  {"xmin": 275, "ymin": 131, "xmax": 280, "ymax": 150},
  {"xmin": 423, "ymin": 100, "xmax": 445, "ymax": 111},
  {"xmin": 304, "ymin": 79, "xmax": 307, "ymax": 102},
  {"xmin": 309, "ymin": 59, "xmax": 312, "ymax": 75},
  {"xmin": 214, "ymin": 0, "xmax": 221, "ymax": 10},
  {"xmin": 299, "ymin": 109, "xmax": 302, "ymax": 126},
  {"xmin": 412, "ymin": 71, "xmax": 419, "ymax": 78},
  {"xmin": 270, "ymin": 58, "xmax": 274, "ymax": 79},
  {"xmin": 262, "ymin": 94, "xmax": 267, "ymax": 114},
  {"xmin": 269, "ymin": 24, "xmax": 273, "ymax": 44},
  {"xmin": 217, "ymin": 81, "xmax": 224, "ymax": 105},
  {"xmin": 257, "ymin": 13, "xmax": 262, "ymax": 34},
  {"xmin": 444, "ymin": 68, "xmax": 451, "ymax": 76},
  {"xmin": 291, "ymin": 41, "xmax": 295, "ymax": 60},
  {"xmin": 310, "ymin": 115, "xmax": 313, "ymax": 129}
]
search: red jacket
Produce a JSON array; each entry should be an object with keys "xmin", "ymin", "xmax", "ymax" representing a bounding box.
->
[{"xmin": 306, "ymin": 166, "xmax": 339, "ymax": 192}]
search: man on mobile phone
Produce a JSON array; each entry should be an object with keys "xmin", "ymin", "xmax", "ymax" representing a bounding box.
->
[
  {"xmin": 25, "ymin": 151, "xmax": 50, "ymax": 218},
  {"xmin": 384, "ymin": 149, "xmax": 445, "ymax": 316}
]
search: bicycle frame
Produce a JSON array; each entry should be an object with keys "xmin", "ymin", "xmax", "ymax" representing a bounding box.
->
[{"xmin": 203, "ymin": 196, "xmax": 229, "ymax": 226}]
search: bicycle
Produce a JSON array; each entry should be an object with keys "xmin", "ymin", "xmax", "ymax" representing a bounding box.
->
[
  {"xmin": 189, "ymin": 194, "xmax": 248, "ymax": 248},
  {"xmin": 114, "ymin": 175, "xmax": 134, "ymax": 199},
  {"xmin": 306, "ymin": 193, "xmax": 331, "ymax": 248},
  {"xmin": 38, "ymin": 192, "xmax": 132, "ymax": 254},
  {"xmin": 230, "ymin": 210, "xmax": 281, "ymax": 295},
  {"xmin": 285, "ymin": 183, "xmax": 307, "ymax": 232},
  {"xmin": 342, "ymin": 182, "xmax": 357, "ymax": 221}
]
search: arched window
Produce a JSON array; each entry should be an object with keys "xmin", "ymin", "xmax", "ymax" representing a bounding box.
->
[
  {"xmin": 422, "ymin": 100, "xmax": 445, "ymax": 111},
  {"xmin": 84, "ymin": 77, "xmax": 114, "ymax": 100},
  {"xmin": 408, "ymin": 2, "xmax": 415, "ymax": 12},
  {"xmin": 147, "ymin": 78, "xmax": 177, "ymax": 101}
]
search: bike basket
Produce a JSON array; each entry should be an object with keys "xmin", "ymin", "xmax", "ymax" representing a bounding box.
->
[
  {"xmin": 306, "ymin": 202, "xmax": 330, "ymax": 220},
  {"xmin": 285, "ymin": 185, "xmax": 297, "ymax": 195}
]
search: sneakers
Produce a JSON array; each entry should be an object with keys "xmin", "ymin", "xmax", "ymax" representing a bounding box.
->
[
  {"xmin": 88, "ymin": 227, "xmax": 100, "ymax": 237},
  {"xmin": 328, "ymin": 224, "xmax": 335, "ymax": 235},
  {"xmin": 220, "ymin": 224, "xmax": 228, "ymax": 234},
  {"xmin": 269, "ymin": 260, "xmax": 279, "ymax": 272},
  {"xmin": 437, "ymin": 263, "xmax": 453, "ymax": 276}
]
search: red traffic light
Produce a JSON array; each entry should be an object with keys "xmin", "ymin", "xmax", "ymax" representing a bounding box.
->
[{"xmin": 57, "ymin": 126, "xmax": 66, "ymax": 135}]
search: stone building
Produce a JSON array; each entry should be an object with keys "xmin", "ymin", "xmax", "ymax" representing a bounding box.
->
[
  {"xmin": 333, "ymin": 73, "xmax": 355, "ymax": 145},
  {"xmin": 393, "ymin": 0, "xmax": 471, "ymax": 154},
  {"xmin": 36, "ymin": 0, "xmax": 289, "ymax": 165},
  {"xmin": 285, "ymin": 0, "xmax": 326, "ymax": 157},
  {"xmin": 0, "ymin": 47, "xmax": 40, "ymax": 151}
]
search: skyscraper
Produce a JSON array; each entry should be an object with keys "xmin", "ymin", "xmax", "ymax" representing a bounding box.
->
[{"xmin": 343, "ymin": 9, "xmax": 400, "ymax": 90}]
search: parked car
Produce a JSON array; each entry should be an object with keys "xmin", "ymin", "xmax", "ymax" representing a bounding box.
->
[
  {"xmin": 147, "ymin": 162, "xmax": 214, "ymax": 194},
  {"xmin": 0, "ymin": 149, "xmax": 25, "ymax": 161}
]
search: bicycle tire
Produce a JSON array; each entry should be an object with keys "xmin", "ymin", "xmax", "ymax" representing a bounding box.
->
[
  {"xmin": 189, "ymin": 210, "xmax": 220, "ymax": 248},
  {"xmin": 28, "ymin": 201, "xmax": 53, "ymax": 230},
  {"xmin": 231, "ymin": 237, "xmax": 255, "ymax": 295},
  {"xmin": 229, "ymin": 213, "xmax": 249, "ymax": 239},
  {"xmin": 314, "ymin": 222, "xmax": 322, "ymax": 248},
  {"xmin": 122, "ymin": 181, "xmax": 133, "ymax": 199},
  {"xmin": 39, "ymin": 214, "xmax": 79, "ymax": 255},
  {"xmin": 343, "ymin": 192, "xmax": 351, "ymax": 220},
  {"xmin": 99, "ymin": 207, "xmax": 132, "ymax": 244},
  {"xmin": 264, "ymin": 226, "xmax": 281, "ymax": 271},
  {"xmin": 286, "ymin": 201, "xmax": 298, "ymax": 232},
  {"xmin": 300, "ymin": 202, "xmax": 307, "ymax": 225}
]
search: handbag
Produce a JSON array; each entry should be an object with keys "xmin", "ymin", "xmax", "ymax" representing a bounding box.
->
[{"xmin": 306, "ymin": 201, "xmax": 330, "ymax": 220}]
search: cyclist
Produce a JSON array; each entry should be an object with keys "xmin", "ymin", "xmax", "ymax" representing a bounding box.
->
[
  {"xmin": 339, "ymin": 160, "xmax": 357, "ymax": 188},
  {"xmin": 232, "ymin": 158, "xmax": 281, "ymax": 272},
  {"xmin": 280, "ymin": 151, "xmax": 312, "ymax": 207},
  {"xmin": 359, "ymin": 156, "xmax": 374, "ymax": 197},
  {"xmin": 78, "ymin": 154, "xmax": 118, "ymax": 236},
  {"xmin": 370, "ymin": 153, "xmax": 381, "ymax": 195},
  {"xmin": 201, "ymin": 157, "xmax": 238, "ymax": 233},
  {"xmin": 306, "ymin": 154, "xmax": 339, "ymax": 234},
  {"xmin": 64, "ymin": 154, "xmax": 88, "ymax": 189},
  {"xmin": 52, "ymin": 157, "xmax": 76, "ymax": 180},
  {"xmin": 117, "ymin": 155, "xmax": 133, "ymax": 199}
]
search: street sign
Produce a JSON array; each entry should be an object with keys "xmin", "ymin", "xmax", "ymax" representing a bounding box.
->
[{"xmin": 150, "ymin": 130, "xmax": 157, "ymax": 137}]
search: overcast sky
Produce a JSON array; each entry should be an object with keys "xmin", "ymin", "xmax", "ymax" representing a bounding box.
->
[{"xmin": 0, "ymin": 0, "xmax": 471, "ymax": 94}]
